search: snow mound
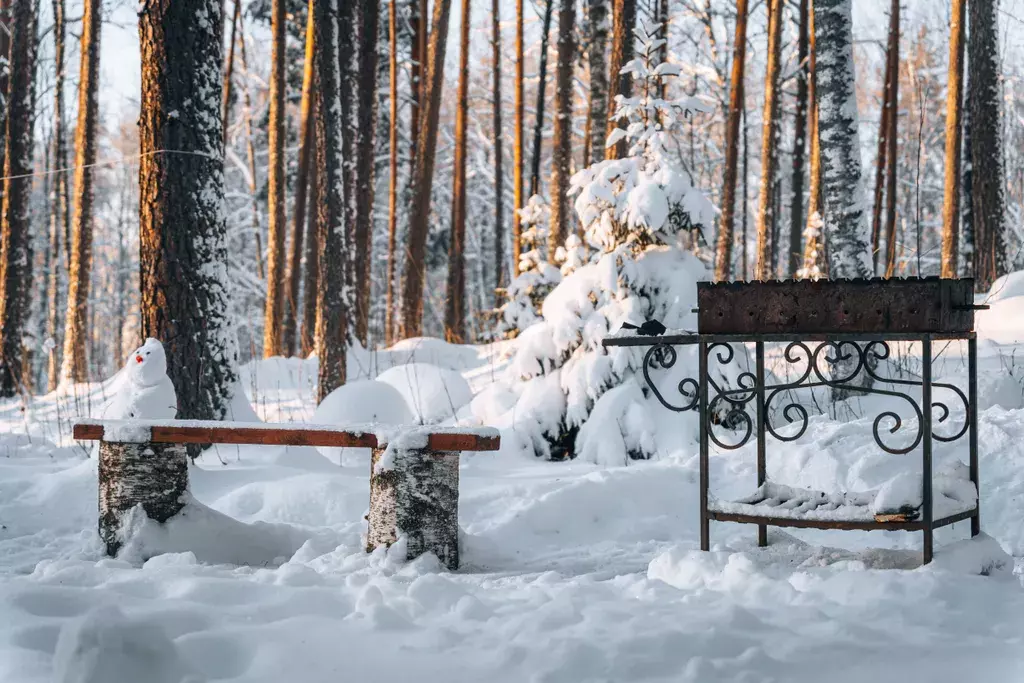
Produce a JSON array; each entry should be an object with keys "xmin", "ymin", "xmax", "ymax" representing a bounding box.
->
[
  {"xmin": 383, "ymin": 337, "xmax": 481, "ymax": 371},
  {"xmin": 925, "ymin": 533, "xmax": 1014, "ymax": 577},
  {"xmin": 53, "ymin": 605, "xmax": 199, "ymax": 683},
  {"xmin": 311, "ymin": 380, "xmax": 413, "ymax": 462},
  {"xmin": 376, "ymin": 363, "xmax": 472, "ymax": 423},
  {"xmin": 223, "ymin": 380, "xmax": 261, "ymax": 422},
  {"xmin": 984, "ymin": 270, "xmax": 1024, "ymax": 303}
]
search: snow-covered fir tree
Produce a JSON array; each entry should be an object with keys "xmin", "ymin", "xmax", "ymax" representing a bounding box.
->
[{"xmin": 497, "ymin": 196, "xmax": 561, "ymax": 338}]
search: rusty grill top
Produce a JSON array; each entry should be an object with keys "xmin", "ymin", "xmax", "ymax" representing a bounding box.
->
[{"xmin": 696, "ymin": 277, "xmax": 979, "ymax": 335}]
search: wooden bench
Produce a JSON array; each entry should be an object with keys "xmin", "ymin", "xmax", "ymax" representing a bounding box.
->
[{"xmin": 73, "ymin": 420, "xmax": 500, "ymax": 570}]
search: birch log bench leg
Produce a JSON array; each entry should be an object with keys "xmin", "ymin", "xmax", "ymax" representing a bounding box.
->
[{"xmin": 73, "ymin": 420, "xmax": 500, "ymax": 568}]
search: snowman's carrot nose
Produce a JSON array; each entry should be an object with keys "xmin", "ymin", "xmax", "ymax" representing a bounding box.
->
[{"xmin": 135, "ymin": 355, "xmax": 143, "ymax": 363}]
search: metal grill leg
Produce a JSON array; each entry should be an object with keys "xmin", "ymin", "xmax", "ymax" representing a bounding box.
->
[
  {"xmin": 968, "ymin": 334, "xmax": 980, "ymax": 537},
  {"xmin": 699, "ymin": 340, "xmax": 710, "ymax": 552},
  {"xmin": 755, "ymin": 341, "xmax": 767, "ymax": 548},
  {"xmin": 922, "ymin": 336, "xmax": 933, "ymax": 565}
]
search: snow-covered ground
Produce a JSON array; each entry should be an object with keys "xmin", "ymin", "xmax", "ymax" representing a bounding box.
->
[{"xmin": 2, "ymin": 302, "xmax": 1024, "ymax": 681}]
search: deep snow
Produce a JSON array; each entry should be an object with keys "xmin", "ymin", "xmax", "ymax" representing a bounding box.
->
[{"xmin": 0, "ymin": 314, "xmax": 1023, "ymax": 681}]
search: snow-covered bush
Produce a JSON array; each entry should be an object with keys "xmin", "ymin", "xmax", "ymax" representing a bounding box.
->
[
  {"xmin": 497, "ymin": 195, "xmax": 562, "ymax": 338},
  {"xmin": 504, "ymin": 23, "xmax": 732, "ymax": 463}
]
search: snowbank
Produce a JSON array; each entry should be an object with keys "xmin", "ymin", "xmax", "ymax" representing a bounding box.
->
[{"xmin": 376, "ymin": 363, "xmax": 472, "ymax": 423}]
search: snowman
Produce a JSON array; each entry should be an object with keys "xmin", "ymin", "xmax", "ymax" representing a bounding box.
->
[{"xmin": 101, "ymin": 338, "xmax": 178, "ymax": 420}]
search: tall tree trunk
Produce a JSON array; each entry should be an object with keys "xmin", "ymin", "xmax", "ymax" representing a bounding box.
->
[
  {"xmin": 869, "ymin": 29, "xmax": 893, "ymax": 274},
  {"xmin": 583, "ymin": 0, "xmax": 609, "ymax": 167},
  {"xmin": 409, "ymin": 0, "xmax": 425, "ymax": 180},
  {"xmin": 221, "ymin": 0, "xmax": 239, "ymax": 146},
  {"xmin": 139, "ymin": 0, "xmax": 238, "ymax": 421},
  {"xmin": 788, "ymin": 0, "xmax": 809, "ymax": 277},
  {"xmin": 605, "ymin": 0, "xmax": 637, "ymax": 160},
  {"xmin": 385, "ymin": 0, "xmax": 399, "ymax": 345},
  {"xmin": 46, "ymin": 0, "xmax": 69, "ymax": 392},
  {"xmin": 512, "ymin": 0, "xmax": 524, "ymax": 275},
  {"xmin": 0, "ymin": 0, "xmax": 36, "ymax": 397},
  {"xmin": 399, "ymin": 0, "xmax": 453, "ymax": 339},
  {"xmin": 262, "ymin": 0, "xmax": 287, "ymax": 357},
  {"xmin": 238, "ymin": 20, "xmax": 265, "ymax": 280},
  {"xmin": 444, "ymin": 0, "xmax": 470, "ymax": 343},
  {"xmin": 301, "ymin": 81, "xmax": 323, "ymax": 358},
  {"xmin": 315, "ymin": 0, "xmax": 349, "ymax": 400},
  {"xmin": 754, "ymin": 0, "xmax": 783, "ymax": 280},
  {"xmin": 882, "ymin": 0, "xmax": 900, "ymax": 278},
  {"xmin": 0, "ymin": 0, "xmax": 11, "ymax": 178},
  {"xmin": 528, "ymin": 0, "xmax": 553, "ymax": 198},
  {"xmin": 940, "ymin": 0, "xmax": 966, "ymax": 279},
  {"xmin": 492, "ymin": 0, "xmax": 505, "ymax": 293},
  {"xmin": 354, "ymin": 0, "xmax": 381, "ymax": 347},
  {"xmin": 282, "ymin": 0, "xmax": 316, "ymax": 357},
  {"xmin": 969, "ymin": 0, "xmax": 1006, "ymax": 292},
  {"xmin": 547, "ymin": 0, "xmax": 575, "ymax": 255},
  {"xmin": 713, "ymin": 0, "xmax": 748, "ymax": 281},
  {"xmin": 61, "ymin": 0, "xmax": 101, "ymax": 385},
  {"xmin": 801, "ymin": 0, "xmax": 825, "ymax": 278},
  {"xmin": 814, "ymin": 0, "xmax": 872, "ymax": 280}
]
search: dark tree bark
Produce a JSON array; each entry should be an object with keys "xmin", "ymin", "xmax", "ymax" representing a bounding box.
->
[
  {"xmin": 492, "ymin": 0, "xmax": 504, "ymax": 294},
  {"xmin": 882, "ymin": 0, "xmax": 900, "ymax": 278},
  {"xmin": 263, "ymin": 0, "xmax": 287, "ymax": 357},
  {"xmin": 754, "ymin": 0, "xmax": 784, "ymax": 280},
  {"xmin": 444, "ymin": 0, "xmax": 470, "ymax": 343},
  {"xmin": 45, "ymin": 0, "xmax": 69, "ymax": 392},
  {"xmin": 940, "ymin": 0, "xmax": 966, "ymax": 278},
  {"xmin": 282, "ymin": 0, "xmax": 316, "ymax": 357},
  {"xmin": 385, "ymin": 0, "xmax": 399, "ymax": 345},
  {"xmin": 354, "ymin": 0, "xmax": 381, "ymax": 347},
  {"xmin": 547, "ymin": 0, "xmax": 575, "ymax": 255},
  {"xmin": 969, "ymin": 0, "xmax": 1006, "ymax": 291},
  {"xmin": 0, "ymin": 0, "xmax": 11, "ymax": 178},
  {"xmin": 399, "ymin": 0, "xmax": 453, "ymax": 339},
  {"xmin": 604, "ymin": 0, "xmax": 637, "ymax": 160},
  {"xmin": 713, "ymin": 0, "xmax": 748, "ymax": 281},
  {"xmin": 788, "ymin": 0, "xmax": 809, "ymax": 277},
  {"xmin": 528, "ymin": 0, "xmax": 553, "ymax": 199},
  {"xmin": 583, "ymin": 0, "xmax": 609, "ymax": 167},
  {"xmin": 409, "ymin": 0, "xmax": 425, "ymax": 180},
  {"xmin": 301, "ymin": 81, "xmax": 323, "ymax": 358},
  {"xmin": 138, "ymin": 0, "xmax": 238, "ymax": 421},
  {"xmin": 870, "ymin": 0, "xmax": 898, "ymax": 276},
  {"xmin": 62, "ymin": 0, "xmax": 101, "ymax": 385},
  {"xmin": 315, "ymin": 0, "xmax": 349, "ymax": 400},
  {"xmin": 0, "ymin": 0, "xmax": 38, "ymax": 397},
  {"xmin": 512, "ymin": 0, "xmax": 524, "ymax": 275}
]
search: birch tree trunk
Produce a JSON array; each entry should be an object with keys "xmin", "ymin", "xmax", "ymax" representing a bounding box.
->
[
  {"xmin": 139, "ymin": 0, "xmax": 238, "ymax": 422},
  {"xmin": 492, "ymin": 0, "xmax": 504, "ymax": 294},
  {"xmin": 399, "ymin": 0, "xmax": 453, "ymax": 339},
  {"xmin": 0, "ymin": 0, "xmax": 38, "ymax": 398},
  {"xmin": 45, "ymin": 0, "xmax": 69, "ymax": 392},
  {"xmin": 605, "ymin": 0, "xmax": 637, "ymax": 160},
  {"xmin": 969, "ymin": 0, "xmax": 1006, "ymax": 292},
  {"xmin": 547, "ymin": 0, "xmax": 575, "ymax": 255},
  {"xmin": 282, "ymin": 0, "xmax": 316, "ymax": 357},
  {"xmin": 512, "ymin": 0, "xmax": 524, "ymax": 276},
  {"xmin": 444, "ymin": 0, "xmax": 470, "ymax": 344},
  {"xmin": 528, "ymin": 0, "xmax": 553, "ymax": 199},
  {"xmin": 354, "ymin": 0, "xmax": 381, "ymax": 347},
  {"xmin": 61, "ymin": 0, "xmax": 102, "ymax": 385},
  {"xmin": 788, "ymin": 0, "xmax": 809, "ymax": 278},
  {"xmin": 315, "ymin": 0, "xmax": 349, "ymax": 401},
  {"xmin": 713, "ymin": 0, "xmax": 748, "ymax": 281},
  {"xmin": 754, "ymin": 0, "xmax": 784, "ymax": 280},
  {"xmin": 385, "ymin": 0, "xmax": 399, "ymax": 345},
  {"xmin": 813, "ymin": 0, "xmax": 872, "ymax": 280},
  {"xmin": 940, "ymin": 0, "xmax": 966, "ymax": 279},
  {"xmin": 583, "ymin": 0, "xmax": 609, "ymax": 167},
  {"xmin": 262, "ymin": 0, "xmax": 287, "ymax": 357}
]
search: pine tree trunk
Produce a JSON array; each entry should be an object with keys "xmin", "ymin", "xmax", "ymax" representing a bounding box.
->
[
  {"xmin": 45, "ymin": 0, "xmax": 69, "ymax": 392},
  {"xmin": 221, "ymin": 0, "xmax": 239, "ymax": 146},
  {"xmin": 969, "ymin": 0, "xmax": 1006, "ymax": 292},
  {"xmin": 0, "ymin": 0, "xmax": 11, "ymax": 178},
  {"xmin": 399, "ymin": 0, "xmax": 453, "ymax": 340},
  {"xmin": 315, "ymin": 0, "xmax": 350, "ymax": 400},
  {"xmin": 492, "ymin": 0, "xmax": 504, "ymax": 294},
  {"xmin": 788, "ymin": 0, "xmax": 809, "ymax": 277},
  {"xmin": 385, "ymin": 0, "xmax": 400, "ymax": 345},
  {"xmin": 813, "ymin": 0, "xmax": 872, "ymax": 280},
  {"xmin": 139, "ymin": 0, "xmax": 238, "ymax": 422},
  {"xmin": 882, "ymin": 0, "xmax": 900, "ymax": 278},
  {"xmin": 754, "ymin": 0, "xmax": 783, "ymax": 281},
  {"xmin": 444, "ymin": 0, "xmax": 470, "ymax": 344},
  {"xmin": 262, "ymin": 0, "xmax": 287, "ymax": 357},
  {"xmin": 301, "ymin": 85, "xmax": 323, "ymax": 358},
  {"xmin": 604, "ymin": 0, "xmax": 637, "ymax": 161},
  {"xmin": 282, "ymin": 0, "xmax": 316, "ymax": 357},
  {"xmin": 583, "ymin": 0, "xmax": 609, "ymax": 167},
  {"xmin": 940, "ymin": 0, "xmax": 966, "ymax": 279},
  {"xmin": 528, "ymin": 0, "xmax": 553, "ymax": 199},
  {"xmin": 0, "ymin": 0, "xmax": 38, "ymax": 398},
  {"xmin": 512, "ymin": 0, "xmax": 525, "ymax": 276},
  {"xmin": 801, "ymin": 0, "xmax": 825, "ymax": 278},
  {"xmin": 238, "ymin": 20, "xmax": 265, "ymax": 281},
  {"xmin": 713, "ymin": 0, "xmax": 748, "ymax": 281},
  {"xmin": 354, "ymin": 0, "xmax": 381, "ymax": 348},
  {"xmin": 547, "ymin": 0, "xmax": 575, "ymax": 256},
  {"xmin": 869, "ymin": 29, "xmax": 894, "ymax": 275},
  {"xmin": 409, "ymin": 0, "xmax": 424, "ymax": 181},
  {"xmin": 61, "ymin": 0, "xmax": 101, "ymax": 385}
]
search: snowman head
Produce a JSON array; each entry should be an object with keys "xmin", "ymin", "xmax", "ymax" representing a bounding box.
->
[{"xmin": 128, "ymin": 338, "xmax": 168, "ymax": 386}]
